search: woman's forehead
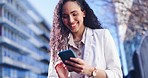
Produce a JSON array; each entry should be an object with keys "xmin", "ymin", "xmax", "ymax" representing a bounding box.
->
[{"xmin": 62, "ymin": 1, "xmax": 81, "ymax": 13}]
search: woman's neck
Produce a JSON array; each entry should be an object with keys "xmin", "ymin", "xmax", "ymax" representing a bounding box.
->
[{"xmin": 72, "ymin": 26, "xmax": 85, "ymax": 42}]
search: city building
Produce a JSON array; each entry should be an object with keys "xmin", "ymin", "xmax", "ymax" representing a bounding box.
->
[
  {"xmin": 122, "ymin": 0, "xmax": 148, "ymax": 78},
  {"xmin": 0, "ymin": 0, "xmax": 50, "ymax": 78}
]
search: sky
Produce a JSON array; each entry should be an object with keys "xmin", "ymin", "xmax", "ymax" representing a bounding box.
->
[{"xmin": 28, "ymin": 0, "xmax": 59, "ymax": 26}]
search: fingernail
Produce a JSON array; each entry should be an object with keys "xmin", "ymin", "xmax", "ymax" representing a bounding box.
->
[{"xmin": 70, "ymin": 57, "xmax": 73, "ymax": 59}]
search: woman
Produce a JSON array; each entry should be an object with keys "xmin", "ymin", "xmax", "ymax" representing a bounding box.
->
[{"xmin": 48, "ymin": 0, "xmax": 123, "ymax": 78}]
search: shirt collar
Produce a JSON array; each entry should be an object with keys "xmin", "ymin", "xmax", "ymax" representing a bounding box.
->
[{"xmin": 68, "ymin": 27, "xmax": 87, "ymax": 46}]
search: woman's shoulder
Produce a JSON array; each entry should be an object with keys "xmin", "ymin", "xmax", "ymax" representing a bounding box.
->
[
  {"xmin": 87, "ymin": 27, "xmax": 110, "ymax": 35},
  {"xmin": 93, "ymin": 28, "xmax": 109, "ymax": 32}
]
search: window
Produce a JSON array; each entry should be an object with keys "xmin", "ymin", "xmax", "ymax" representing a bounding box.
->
[
  {"xmin": 3, "ymin": 47, "xmax": 10, "ymax": 57},
  {"xmin": 0, "ymin": 26, "xmax": 2, "ymax": 36},
  {"xmin": 28, "ymin": 72, "xmax": 38, "ymax": 78},
  {"xmin": 3, "ymin": 27, "xmax": 10, "ymax": 39},
  {"xmin": 0, "ymin": 7, "xmax": 2, "ymax": 16},
  {"xmin": 3, "ymin": 67, "xmax": 11, "ymax": 78},
  {"xmin": 11, "ymin": 68, "xmax": 17, "ymax": 78},
  {"xmin": 3, "ymin": 49, "xmax": 7, "ymax": 57},
  {"xmin": 17, "ymin": 70, "xmax": 26, "ymax": 78}
]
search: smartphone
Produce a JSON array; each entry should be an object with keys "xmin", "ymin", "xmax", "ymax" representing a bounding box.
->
[{"xmin": 58, "ymin": 49, "xmax": 76, "ymax": 65}]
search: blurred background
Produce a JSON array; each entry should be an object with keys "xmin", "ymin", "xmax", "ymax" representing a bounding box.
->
[{"xmin": 0, "ymin": 0, "xmax": 147, "ymax": 78}]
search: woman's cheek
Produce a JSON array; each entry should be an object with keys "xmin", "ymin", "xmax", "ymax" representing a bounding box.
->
[
  {"xmin": 63, "ymin": 20, "xmax": 69, "ymax": 28},
  {"xmin": 63, "ymin": 19, "xmax": 67, "ymax": 24}
]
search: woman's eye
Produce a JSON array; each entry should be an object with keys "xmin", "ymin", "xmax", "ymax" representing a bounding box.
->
[
  {"xmin": 73, "ymin": 13, "xmax": 78, "ymax": 16},
  {"xmin": 62, "ymin": 15, "xmax": 68, "ymax": 18}
]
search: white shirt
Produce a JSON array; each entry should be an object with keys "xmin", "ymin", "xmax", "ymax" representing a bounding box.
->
[
  {"xmin": 67, "ymin": 27, "xmax": 86, "ymax": 78},
  {"xmin": 48, "ymin": 27, "xmax": 123, "ymax": 78}
]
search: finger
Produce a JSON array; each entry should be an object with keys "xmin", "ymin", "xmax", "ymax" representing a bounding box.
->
[
  {"xmin": 65, "ymin": 60, "xmax": 83, "ymax": 69},
  {"xmin": 70, "ymin": 58, "xmax": 84, "ymax": 65},
  {"xmin": 66, "ymin": 65, "xmax": 82, "ymax": 73}
]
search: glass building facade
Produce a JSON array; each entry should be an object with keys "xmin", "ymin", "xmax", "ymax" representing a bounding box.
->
[{"xmin": 0, "ymin": 0, "xmax": 50, "ymax": 78}]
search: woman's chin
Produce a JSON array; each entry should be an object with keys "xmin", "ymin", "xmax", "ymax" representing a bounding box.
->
[{"xmin": 70, "ymin": 29, "xmax": 78, "ymax": 33}]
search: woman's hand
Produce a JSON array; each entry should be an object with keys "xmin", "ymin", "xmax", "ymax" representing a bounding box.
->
[
  {"xmin": 55, "ymin": 61, "xmax": 69, "ymax": 78},
  {"xmin": 65, "ymin": 58, "xmax": 94, "ymax": 76}
]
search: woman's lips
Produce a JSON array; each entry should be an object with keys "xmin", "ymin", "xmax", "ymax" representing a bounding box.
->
[{"xmin": 70, "ymin": 23, "xmax": 77, "ymax": 29}]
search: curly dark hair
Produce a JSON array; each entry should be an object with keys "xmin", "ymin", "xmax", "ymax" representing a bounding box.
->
[
  {"xmin": 60, "ymin": 0, "xmax": 102, "ymax": 34},
  {"xmin": 49, "ymin": 0, "xmax": 102, "ymax": 64}
]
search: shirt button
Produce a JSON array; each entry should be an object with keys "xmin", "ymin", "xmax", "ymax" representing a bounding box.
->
[{"xmin": 78, "ymin": 52, "xmax": 81, "ymax": 56}]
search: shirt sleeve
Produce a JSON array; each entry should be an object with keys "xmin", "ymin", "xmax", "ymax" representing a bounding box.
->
[
  {"xmin": 47, "ymin": 51, "xmax": 59, "ymax": 78},
  {"xmin": 47, "ymin": 61, "xmax": 58, "ymax": 78},
  {"xmin": 104, "ymin": 29, "xmax": 123, "ymax": 78},
  {"xmin": 48, "ymin": 53, "xmax": 70, "ymax": 78}
]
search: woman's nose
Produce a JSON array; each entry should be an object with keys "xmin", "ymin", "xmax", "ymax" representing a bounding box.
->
[{"xmin": 69, "ymin": 16, "xmax": 74, "ymax": 23}]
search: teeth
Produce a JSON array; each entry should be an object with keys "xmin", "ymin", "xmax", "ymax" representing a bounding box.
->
[{"xmin": 72, "ymin": 23, "xmax": 77, "ymax": 27}]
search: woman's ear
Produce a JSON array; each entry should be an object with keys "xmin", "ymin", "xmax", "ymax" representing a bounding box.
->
[{"xmin": 83, "ymin": 10, "xmax": 86, "ymax": 17}]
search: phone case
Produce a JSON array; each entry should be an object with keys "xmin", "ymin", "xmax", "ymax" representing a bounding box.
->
[{"xmin": 58, "ymin": 50, "xmax": 76, "ymax": 65}]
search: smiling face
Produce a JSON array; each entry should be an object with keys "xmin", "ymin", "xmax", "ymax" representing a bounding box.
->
[{"xmin": 62, "ymin": 1, "xmax": 85, "ymax": 33}]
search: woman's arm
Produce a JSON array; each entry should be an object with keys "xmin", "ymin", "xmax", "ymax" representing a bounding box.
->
[
  {"xmin": 103, "ymin": 29, "xmax": 123, "ymax": 78},
  {"xmin": 47, "ymin": 61, "xmax": 58, "ymax": 78},
  {"xmin": 55, "ymin": 61, "xmax": 69, "ymax": 78},
  {"xmin": 48, "ymin": 60, "xmax": 69, "ymax": 78}
]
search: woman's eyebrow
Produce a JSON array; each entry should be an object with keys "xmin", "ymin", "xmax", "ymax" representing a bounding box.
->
[
  {"xmin": 70, "ymin": 10, "xmax": 78, "ymax": 13},
  {"xmin": 62, "ymin": 10, "xmax": 78, "ymax": 15}
]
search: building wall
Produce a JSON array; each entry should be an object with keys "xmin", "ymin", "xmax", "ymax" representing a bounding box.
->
[{"xmin": 0, "ymin": 0, "xmax": 50, "ymax": 78}]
